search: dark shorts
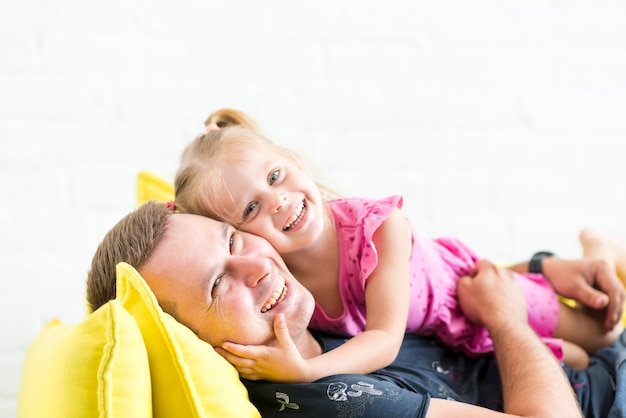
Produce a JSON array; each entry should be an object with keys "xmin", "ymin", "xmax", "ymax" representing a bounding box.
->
[
  {"xmin": 566, "ymin": 329, "xmax": 626, "ymax": 417},
  {"xmin": 246, "ymin": 331, "xmax": 626, "ymax": 417}
]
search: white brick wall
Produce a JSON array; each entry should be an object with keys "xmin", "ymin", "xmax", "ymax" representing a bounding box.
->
[{"xmin": 2, "ymin": 0, "xmax": 626, "ymax": 415}]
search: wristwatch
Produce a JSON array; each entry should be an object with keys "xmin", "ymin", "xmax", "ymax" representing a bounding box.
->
[{"xmin": 528, "ymin": 251, "xmax": 555, "ymax": 274}]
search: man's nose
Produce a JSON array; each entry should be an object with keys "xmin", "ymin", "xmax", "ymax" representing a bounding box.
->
[
  {"xmin": 230, "ymin": 255, "xmax": 270, "ymax": 287},
  {"xmin": 272, "ymin": 191, "xmax": 287, "ymax": 213}
]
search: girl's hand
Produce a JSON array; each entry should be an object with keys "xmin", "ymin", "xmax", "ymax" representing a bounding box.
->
[{"xmin": 215, "ymin": 313, "xmax": 312, "ymax": 383}]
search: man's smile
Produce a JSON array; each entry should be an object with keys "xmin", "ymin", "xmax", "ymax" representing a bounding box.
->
[{"xmin": 261, "ymin": 277, "xmax": 288, "ymax": 313}]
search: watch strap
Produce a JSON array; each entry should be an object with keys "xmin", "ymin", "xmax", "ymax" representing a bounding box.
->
[{"xmin": 528, "ymin": 251, "xmax": 555, "ymax": 274}]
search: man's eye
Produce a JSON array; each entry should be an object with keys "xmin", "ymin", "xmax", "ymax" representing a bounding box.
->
[
  {"xmin": 211, "ymin": 276, "xmax": 222, "ymax": 297},
  {"xmin": 229, "ymin": 233, "xmax": 235, "ymax": 252},
  {"xmin": 243, "ymin": 202, "xmax": 258, "ymax": 218},
  {"xmin": 268, "ymin": 170, "xmax": 279, "ymax": 185}
]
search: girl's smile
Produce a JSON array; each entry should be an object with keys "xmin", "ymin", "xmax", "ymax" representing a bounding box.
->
[{"xmin": 282, "ymin": 199, "xmax": 307, "ymax": 232}]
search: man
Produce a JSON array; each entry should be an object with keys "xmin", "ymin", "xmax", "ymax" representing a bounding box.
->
[{"xmin": 87, "ymin": 201, "xmax": 626, "ymax": 417}]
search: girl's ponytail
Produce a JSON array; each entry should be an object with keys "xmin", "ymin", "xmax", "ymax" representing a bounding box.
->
[{"xmin": 204, "ymin": 108, "xmax": 262, "ymax": 133}]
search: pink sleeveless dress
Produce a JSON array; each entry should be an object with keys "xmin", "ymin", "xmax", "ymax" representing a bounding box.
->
[{"xmin": 308, "ymin": 195, "xmax": 562, "ymax": 359}]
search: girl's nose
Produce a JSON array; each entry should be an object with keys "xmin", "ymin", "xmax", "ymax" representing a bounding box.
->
[{"xmin": 273, "ymin": 192, "xmax": 287, "ymax": 213}]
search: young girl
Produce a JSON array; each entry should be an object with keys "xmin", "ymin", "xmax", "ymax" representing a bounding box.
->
[{"xmin": 173, "ymin": 108, "xmax": 623, "ymax": 381}]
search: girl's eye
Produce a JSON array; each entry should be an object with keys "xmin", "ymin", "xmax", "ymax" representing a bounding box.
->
[
  {"xmin": 268, "ymin": 169, "xmax": 280, "ymax": 185},
  {"xmin": 243, "ymin": 202, "xmax": 258, "ymax": 219}
]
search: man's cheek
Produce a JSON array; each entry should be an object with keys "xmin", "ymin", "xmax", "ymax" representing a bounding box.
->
[{"xmin": 247, "ymin": 319, "xmax": 276, "ymax": 347}]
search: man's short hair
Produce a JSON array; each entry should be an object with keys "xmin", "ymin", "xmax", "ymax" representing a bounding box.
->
[{"xmin": 86, "ymin": 201, "xmax": 171, "ymax": 313}]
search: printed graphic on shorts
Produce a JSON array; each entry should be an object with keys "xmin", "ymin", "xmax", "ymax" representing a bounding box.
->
[
  {"xmin": 326, "ymin": 380, "xmax": 401, "ymax": 418},
  {"xmin": 327, "ymin": 381, "xmax": 383, "ymax": 402},
  {"xmin": 276, "ymin": 392, "xmax": 300, "ymax": 411}
]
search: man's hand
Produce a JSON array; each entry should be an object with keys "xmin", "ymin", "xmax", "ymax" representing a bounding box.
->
[
  {"xmin": 457, "ymin": 260, "xmax": 527, "ymax": 330},
  {"xmin": 456, "ymin": 259, "xmax": 584, "ymax": 417},
  {"xmin": 542, "ymin": 257, "xmax": 625, "ymax": 330},
  {"xmin": 215, "ymin": 313, "xmax": 312, "ymax": 383}
]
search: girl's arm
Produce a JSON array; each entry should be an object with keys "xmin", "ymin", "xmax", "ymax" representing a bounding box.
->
[
  {"xmin": 304, "ymin": 208, "xmax": 413, "ymax": 378},
  {"xmin": 216, "ymin": 208, "xmax": 413, "ymax": 382}
]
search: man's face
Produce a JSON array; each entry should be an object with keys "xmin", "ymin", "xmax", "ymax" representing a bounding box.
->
[{"xmin": 139, "ymin": 213, "xmax": 315, "ymax": 348}]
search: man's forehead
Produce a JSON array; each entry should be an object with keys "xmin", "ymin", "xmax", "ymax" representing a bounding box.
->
[
  {"xmin": 149, "ymin": 213, "xmax": 226, "ymax": 284},
  {"xmin": 172, "ymin": 212, "xmax": 224, "ymax": 233},
  {"xmin": 163, "ymin": 214, "xmax": 228, "ymax": 257}
]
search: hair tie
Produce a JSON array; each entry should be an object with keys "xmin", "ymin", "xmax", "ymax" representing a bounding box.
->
[
  {"xmin": 165, "ymin": 201, "xmax": 176, "ymax": 211},
  {"xmin": 205, "ymin": 122, "xmax": 220, "ymax": 134}
]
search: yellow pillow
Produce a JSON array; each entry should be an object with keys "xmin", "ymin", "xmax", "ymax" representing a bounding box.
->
[
  {"xmin": 116, "ymin": 262, "xmax": 261, "ymax": 417},
  {"xmin": 136, "ymin": 170, "xmax": 175, "ymax": 206},
  {"xmin": 18, "ymin": 300, "xmax": 152, "ymax": 418}
]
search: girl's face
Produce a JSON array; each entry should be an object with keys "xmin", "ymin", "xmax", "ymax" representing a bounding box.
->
[{"xmin": 210, "ymin": 146, "xmax": 326, "ymax": 256}]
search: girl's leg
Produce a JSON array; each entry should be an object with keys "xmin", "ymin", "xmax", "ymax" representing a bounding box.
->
[{"xmin": 554, "ymin": 301, "xmax": 624, "ymax": 357}]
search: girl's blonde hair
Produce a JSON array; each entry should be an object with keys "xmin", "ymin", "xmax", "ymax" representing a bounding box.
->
[{"xmin": 175, "ymin": 108, "xmax": 337, "ymax": 226}]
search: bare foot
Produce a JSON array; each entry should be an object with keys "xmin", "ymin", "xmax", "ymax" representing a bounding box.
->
[{"xmin": 579, "ymin": 228, "xmax": 626, "ymax": 281}]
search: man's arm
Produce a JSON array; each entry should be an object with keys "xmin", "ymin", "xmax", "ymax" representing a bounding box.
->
[
  {"xmin": 509, "ymin": 256, "xmax": 625, "ymax": 330},
  {"xmin": 427, "ymin": 260, "xmax": 582, "ymax": 418}
]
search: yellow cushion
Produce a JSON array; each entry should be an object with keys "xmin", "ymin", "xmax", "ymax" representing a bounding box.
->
[
  {"xmin": 136, "ymin": 170, "xmax": 175, "ymax": 206},
  {"xmin": 116, "ymin": 262, "xmax": 261, "ymax": 417},
  {"xmin": 18, "ymin": 300, "xmax": 152, "ymax": 418}
]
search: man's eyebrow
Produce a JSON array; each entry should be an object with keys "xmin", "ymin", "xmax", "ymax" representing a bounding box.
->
[{"xmin": 221, "ymin": 222, "xmax": 230, "ymax": 242}]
